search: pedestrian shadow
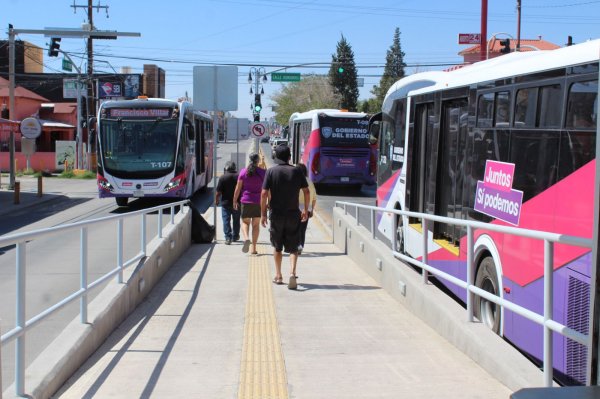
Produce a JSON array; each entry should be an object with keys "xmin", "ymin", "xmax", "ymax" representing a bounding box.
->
[
  {"xmin": 295, "ymin": 283, "xmax": 381, "ymax": 292},
  {"xmin": 54, "ymin": 243, "xmax": 215, "ymax": 398}
]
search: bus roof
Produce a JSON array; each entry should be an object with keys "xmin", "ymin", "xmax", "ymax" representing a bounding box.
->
[
  {"xmin": 389, "ymin": 39, "xmax": 600, "ymax": 101},
  {"xmin": 289, "ymin": 108, "xmax": 368, "ymax": 123}
]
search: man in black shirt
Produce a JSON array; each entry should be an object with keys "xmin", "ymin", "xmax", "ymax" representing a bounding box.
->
[
  {"xmin": 216, "ymin": 161, "xmax": 241, "ymax": 245},
  {"xmin": 261, "ymin": 144, "xmax": 309, "ymax": 289}
]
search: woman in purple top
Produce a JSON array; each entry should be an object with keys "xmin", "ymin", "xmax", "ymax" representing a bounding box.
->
[{"xmin": 233, "ymin": 152, "xmax": 266, "ymax": 254}]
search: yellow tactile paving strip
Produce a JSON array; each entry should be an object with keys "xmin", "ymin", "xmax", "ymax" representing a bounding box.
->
[{"xmin": 238, "ymin": 244, "xmax": 288, "ymax": 399}]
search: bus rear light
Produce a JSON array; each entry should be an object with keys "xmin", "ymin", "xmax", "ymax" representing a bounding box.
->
[
  {"xmin": 311, "ymin": 152, "xmax": 320, "ymax": 175},
  {"xmin": 369, "ymin": 151, "xmax": 377, "ymax": 176},
  {"xmin": 97, "ymin": 174, "xmax": 114, "ymax": 192},
  {"xmin": 164, "ymin": 173, "xmax": 186, "ymax": 192}
]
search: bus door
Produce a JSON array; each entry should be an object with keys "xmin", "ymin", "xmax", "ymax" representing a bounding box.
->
[
  {"xmin": 435, "ymin": 99, "xmax": 468, "ymax": 244},
  {"xmin": 196, "ymin": 119, "xmax": 206, "ymax": 174},
  {"xmin": 407, "ymin": 102, "xmax": 434, "ymax": 221},
  {"xmin": 291, "ymin": 122, "xmax": 301, "ymax": 164}
]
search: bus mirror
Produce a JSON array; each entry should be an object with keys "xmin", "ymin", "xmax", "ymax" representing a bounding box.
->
[
  {"xmin": 88, "ymin": 117, "xmax": 97, "ymax": 130},
  {"xmin": 368, "ymin": 121, "xmax": 380, "ymax": 145}
]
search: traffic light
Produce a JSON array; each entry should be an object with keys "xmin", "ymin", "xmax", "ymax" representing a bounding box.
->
[
  {"xmin": 254, "ymin": 94, "xmax": 262, "ymax": 113},
  {"xmin": 500, "ymin": 38, "xmax": 511, "ymax": 54},
  {"xmin": 48, "ymin": 37, "xmax": 61, "ymax": 57},
  {"xmin": 338, "ymin": 66, "xmax": 344, "ymax": 74},
  {"xmin": 253, "ymin": 114, "xmax": 260, "ymax": 122}
]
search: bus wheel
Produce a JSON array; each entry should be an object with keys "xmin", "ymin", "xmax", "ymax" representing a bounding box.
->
[
  {"xmin": 395, "ymin": 215, "xmax": 404, "ymax": 253},
  {"xmin": 116, "ymin": 197, "xmax": 128, "ymax": 207},
  {"xmin": 474, "ymin": 256, "xmax": 501, "ymax": 334}
]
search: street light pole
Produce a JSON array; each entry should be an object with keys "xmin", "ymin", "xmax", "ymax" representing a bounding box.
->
[{"xmin": 8, "ymin": 24, "xmax": 16, "ymax": 189}]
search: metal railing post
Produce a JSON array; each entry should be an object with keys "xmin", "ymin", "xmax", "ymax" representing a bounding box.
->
[
  {"xmin": 543, "ymin": 239, "xmax": 554, "ymax": 386},
  {"xmin": 422, "ymin": 219, "xmax": 429, "ymax": 284},
  {"xmin": 171, "ymin": 205, "xmax": 175, "ymax": 224},
  {"xmin": 158, "ymin": 208, "xmax": 163, "ymax": 239},
  {"xmin": 117, "ymin": 219, "xmax": 123, "ymax": 283},
  {"xmin": 141, "ymin": 214, "xmax": 147, "ymax": 256},
  {"xmin": 371, "ymin": 209, "xmax": 376, "ymax": 239},
  {"xmin": 15, "ymin": 241, "xmax": 26, "ymax": 397},
  {"xmin": 355, "ymin": 206, "xmax": 359, "ymax": 226},
  {"xmin": 466, "ymin": 226, "xmax": 474, "ymax": 322},
  {"xmin": 391, "ymin": 213, "xmax": 398, "ymax": 253},
  {"xmin": 80, "ymin": 227, "xmax": 88, "ymax": 324}
]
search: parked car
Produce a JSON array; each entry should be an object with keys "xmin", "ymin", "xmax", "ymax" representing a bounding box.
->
[
  {"xmin": 271, "ymin": 138, "xmax": 288, "ymax": 150},
  {"xmin": 260, "ymin": 136, "xmax": 270, "ymax": 143}
]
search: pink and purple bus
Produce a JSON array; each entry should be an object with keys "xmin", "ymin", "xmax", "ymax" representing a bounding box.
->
[
  {"xmin": 96, "ymin": 98, "xmax": 214, "ymax": 206},
  {"xmin": 288, "ymin": 109, "xmax": 376, "ymax": 188},
  {"xmin": 373, "ymin": 40, "xmax": 599, "ymax": 385}
]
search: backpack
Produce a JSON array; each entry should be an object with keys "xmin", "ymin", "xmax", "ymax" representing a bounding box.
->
[{"xmin": 191, "ymin": 207, "xmax": 216, "ymax": 243}]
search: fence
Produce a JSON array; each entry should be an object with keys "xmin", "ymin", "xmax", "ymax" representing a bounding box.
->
[
  {"xmin": 335, "ymin": 200, "xmax": 592, "ymax": 387},
  {"xmin": 0, "ymin": 200, "xmax": 189, "ymax": 397}
]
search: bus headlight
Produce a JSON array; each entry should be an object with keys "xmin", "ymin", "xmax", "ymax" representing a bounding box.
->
[
  {"xmin": 164, "ymin": 173, "xmax": 186, "ymax": 192},
  {"xmin": 97, "ymin": 174, "xmax": 114, "ymax": 192}
]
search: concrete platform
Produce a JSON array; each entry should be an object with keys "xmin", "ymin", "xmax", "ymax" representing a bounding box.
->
[{"xmin": 49, "ymin": 208, "xmax": 513, "ymax": 398}]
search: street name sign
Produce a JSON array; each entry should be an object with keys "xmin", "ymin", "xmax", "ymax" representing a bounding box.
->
[{"xmin": 271, "ymin": 72, "xmax": 301, "ymax": 82}]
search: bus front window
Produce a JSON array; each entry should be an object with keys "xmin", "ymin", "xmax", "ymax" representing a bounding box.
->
[{"xmin": 100, "ymin": 118, "xmax": 179, "ymax": 178}]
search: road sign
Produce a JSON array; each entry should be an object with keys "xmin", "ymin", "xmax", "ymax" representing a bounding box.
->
[
  {"xmin": 458, "ymin": 33, "xmax": 481, "ymax": 45},
  {"xmin": 271, "ymin": 72, "xmax": 301, "ymax": 82},
  {"xmin": 62, "ymin": 58, "xmax": 72, "ymax": 72},
  {"xmin": 250, "ymin": 122, "xmax": 266, "ymax": 137}
]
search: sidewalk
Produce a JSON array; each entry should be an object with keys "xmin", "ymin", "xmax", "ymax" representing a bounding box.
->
[
  {"xmin": 51, "ymin": 207, "xmax": 512, "ymax": 398},
  {"xmin": 0, "ymin": 174, "xmax": 97, "ymax": 218}
]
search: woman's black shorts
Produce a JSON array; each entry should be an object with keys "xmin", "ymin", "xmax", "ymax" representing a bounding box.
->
[{"xmin": 241, "ymin": 203, "xmax": 261, "ymax": 218}]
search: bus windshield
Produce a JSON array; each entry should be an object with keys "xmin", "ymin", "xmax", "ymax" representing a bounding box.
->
[
  {"xmin": 318, "ymin": 115, "xmax": 369, "ymax": 147},
  {"xmin": 100, "ymin": 118, "xmax": 179, "ymax": 178}
]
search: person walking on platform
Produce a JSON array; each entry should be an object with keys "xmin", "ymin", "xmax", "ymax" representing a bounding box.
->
[
  {"xmin": 234, "ymin": 152, "xmax": 266, "ymax": 255},
  {"xmin": 215, "ymin": 161, "xmax": 240, "ymax": 245},
  {"xmin": 295, "ymin": 163, "xmax": 317, "ymax": 255},
  {"xmin": 261, "ymin": 144, "xmax": 309, "ymax": 289}
]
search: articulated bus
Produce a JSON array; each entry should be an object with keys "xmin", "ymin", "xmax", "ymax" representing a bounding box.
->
[
  {"xmin": 96, "ymin": 98, "xmax": 213, "ymax": 206},
  {"xmin": 373, "ymin": 40, "xmax": 599, "ymax": 385},
  {"xmin": 288, "ymin": 109, "xmax": 376, "ymax": 187}
]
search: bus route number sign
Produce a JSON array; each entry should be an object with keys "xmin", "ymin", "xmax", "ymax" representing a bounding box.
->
[{"xmin": 251, "ymin": 123, "xmax": 266, "ymax": 137}]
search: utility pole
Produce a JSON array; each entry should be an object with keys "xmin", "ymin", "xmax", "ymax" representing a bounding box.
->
[
  {"xmin": 516, "ymin": 0, "xmax": 522, "ymax": 51},
  {"xmin": 71, "ymin": 0, "xmax": 109, "ymax": 168}
]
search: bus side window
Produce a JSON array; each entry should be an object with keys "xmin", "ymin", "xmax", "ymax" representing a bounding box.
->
[
  {"xmin": 537, "ymin": 84, "xmax": 562, "ymax": 128},
  {"xmin": 514, "ymin": 88, "xmax": 536, "ymax": 128},
  {"xmin": 477, "ymin": 93, "xmax": 493, "ymax": 127},
  {"xmin": 494, "ymin": 91, "xmax": 510, "ymax": 127},
  {"xmin": 566, "ymin": 80, "xmax": 598, "ymax": 129}
]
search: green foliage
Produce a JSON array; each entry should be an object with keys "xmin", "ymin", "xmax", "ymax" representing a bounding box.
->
[
  {"xmin": 370, "ymin": 27, "xmax": 407, "ymax": 111},
  {"xmin": 270, "ymin": 75, "xmax": 342, "ymax": 126},
  {"xmin": 329, "ymin": 35, "xmax": 359, "ymax": 111}
]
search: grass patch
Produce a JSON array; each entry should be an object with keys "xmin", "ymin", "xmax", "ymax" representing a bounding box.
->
[{"xmin": 58, "ymin": 169, "xmax": 96, "ymax": 179}]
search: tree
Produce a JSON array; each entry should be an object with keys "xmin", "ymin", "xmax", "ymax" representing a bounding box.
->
[
  {"xmin": 329, "ymin": 35, "xmax": 359, "ymax": 111},
  {"xmin": 270, "ymin": 75, "xmax": 341, "ymax": 126},
  {"xmin": 371, "ymin": 27, "xmax": 406, "ymax": 111}
]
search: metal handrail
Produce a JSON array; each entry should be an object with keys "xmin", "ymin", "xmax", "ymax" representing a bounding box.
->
[
  {"xmin": 335, "ymin": 200, "xmax": 593, "ymax": 387},
  {"xmin": 0, "ymin": 200, "xmax": 189, "ymax": 396}
]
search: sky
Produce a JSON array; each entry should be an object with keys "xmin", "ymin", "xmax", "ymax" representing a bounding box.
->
[{"xmin": 4, "ymin": 0, "xmax": 600, "ymax": 121}]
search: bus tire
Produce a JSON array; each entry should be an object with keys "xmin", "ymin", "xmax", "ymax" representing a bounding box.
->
[
  {"xmin": 395, "ymin": 215, "xmax": 404, "ymax": 253},
  {"xmin": 474, "ymin": 256, "xmax": 501, "ymax": 334},
  {"xmin": 116, "ymin": 197, "xmax": 128, "ymax": 207}
]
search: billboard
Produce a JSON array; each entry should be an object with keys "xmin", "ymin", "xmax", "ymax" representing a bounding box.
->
[{"xmin": 97, "ymin": 74, "xmax": 140, "ymax": 99}]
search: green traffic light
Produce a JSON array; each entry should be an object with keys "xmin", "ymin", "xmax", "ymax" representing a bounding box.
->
[
  {"xmin": 254, "ymin": 105, "xmax": 262, "ymax": 112},
  {"xmin": 338, "ymin": 67, "xmax": 344, "ymax": 73}
]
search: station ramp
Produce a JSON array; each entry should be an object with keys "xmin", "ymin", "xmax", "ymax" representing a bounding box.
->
[{"xmin": 49, "ymin": 205, "xmax": 513, "ymax": 399}]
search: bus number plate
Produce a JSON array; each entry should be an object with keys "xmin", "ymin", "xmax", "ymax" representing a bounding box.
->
[
  {"xmin": 133, "ymin": 190, "xmax": 145, "ymax": 197},
  {"xmin": 341, "ymin": 177, "xmax": 350, "ymax": 182}
]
